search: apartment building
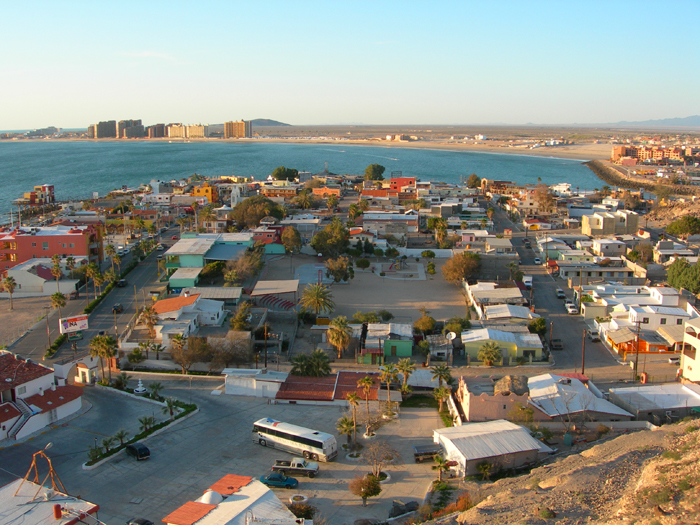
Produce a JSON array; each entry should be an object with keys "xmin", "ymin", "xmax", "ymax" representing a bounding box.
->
[
  {"xmin": 581, "ymin": 210, "xmax": 638, "ymax": 237},
  {"xmin": 166, "ymin": 124, "xmax": 186, "ymax": 138},
  {"xmin": 224, "ymin": 120, "xmax": 252, "ymax": 138},
  {"xmin": 13, "ymin": 184, "xmax": 55, "ymax": 206},
  {"xmin": 192, "ymin": 182, "xmax": 219, "ymax": 205},
  {"xmin": 185, "ymin": 124, "xmax": 206, "ymax": 138}
]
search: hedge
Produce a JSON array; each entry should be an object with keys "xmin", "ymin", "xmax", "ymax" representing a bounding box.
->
[
  {"xmin": 83, "ymin": 259, "xmax": 140, "ymax": 314},
  {"xmin": 45, "ymin": 334, "xmax": 68, "ymax": 359}
]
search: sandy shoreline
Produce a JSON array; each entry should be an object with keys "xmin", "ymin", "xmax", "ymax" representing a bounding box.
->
[{"xmin": 9, "ymin": 137, "xmax": 611, "ymax": 162}]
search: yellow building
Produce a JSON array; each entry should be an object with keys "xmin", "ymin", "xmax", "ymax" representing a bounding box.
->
[
  {"xmin": 185, "ymin": 124, "xmax": 206, "ymax": 138},
  {"xmin": 193, "ymin": 182, "xmax": 219, "ymax": 204},
  {"xmin": 167, "ymin": 124, "xmax": 185, "ymax": 138},
  {"xmin": 224, "ymin": 120, "xmax": 251, "ymax": 138}
]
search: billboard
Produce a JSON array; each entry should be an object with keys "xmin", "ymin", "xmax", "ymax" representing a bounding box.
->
[{"xmin": 60, "ymin": 314, "xmax": 89, "ymax": 334}]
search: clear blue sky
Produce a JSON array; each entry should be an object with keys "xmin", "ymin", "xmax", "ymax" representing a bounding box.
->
[{"xmin": 1, "ymin": 1, "xmax": 697, "ymax": 129}]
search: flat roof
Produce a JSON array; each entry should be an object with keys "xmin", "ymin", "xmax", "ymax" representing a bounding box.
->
[
  {"xmin": 180, "ymin": 287, "xmax": 242, "ymax": 300},
  {"xmin": 166, "ymin": 237, "xmax": 215, "ymax": 256},
  {"xmin": 204, "ymin": 244, "xmax": 247, "ymax": 261},
  {"xmin": 609, "ymin": 383, "xmax": 700, "ymax": 411},
  {"xmin": 170, "ymin": 267, "xmax": 203, "ymax": 280},
  {"xmin": 251, "ymin": 280, "xmax": 299, "ymax": 296}
]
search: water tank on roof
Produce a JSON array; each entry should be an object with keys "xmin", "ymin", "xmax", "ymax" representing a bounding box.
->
[{"xmin": 197, "ymin": 490, "xmax": 223, "ymax": 505}]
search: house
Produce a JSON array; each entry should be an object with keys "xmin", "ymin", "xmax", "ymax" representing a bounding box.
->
[
  {"xmin": 485, "ymin": 237, "xmax": 514, "ymax": 254},
  {"xmin": 461, "ymin": 328, "xmax": 543, "ymax": 362},
  {"xmin": 180, "ymin": 286, "xmax": 242, "ymax": 307},
  {"xmin": 150, "ymin": 292, "xmax": 226, "ymax": 346},
  {"xmin": 590, "ymin": 239, "xmax": 627, "ymax": 257},
  {"xmin": 608, "ymin": 383, "xmax": 700, "ymax": 424},
  {"xmin": 162, "ymin": 474, "xmax": 311, "ymax": 525},
  {"xmin": 274, "ymin": 371, "xmax": 390, "ymax": 405},
  {"xmin": 482, "ymin": 304, "xmax": 540, "ymax": 322},
  {"xmin": 0, "ymin": 478, "xmax": 99, "ymax": 525},
  {"xmin": 5, "ymin": 257, "xmax": 83, "ymax": 295},
  {"xmin": 433, "ymin": 420, "xmax": 553, "ymax": 477},
  {"xmin": 680, "ymin": 317, "xmax": 700, "ymax": 383},
  {"xmin": 527, "ymin": 373, "xmax": 633, "ymax": 422},
  {"xmin": 629, "ymin": 305, "xmax": 690, "ymax": 331},
  {"xmin": 357, "ymin": 323, "xmax": 414, "ymax": 365},
  {"xmin": 464, "ymin": 282, "xmax": 528, "ymax": 318},
  {"xmin": 653, "ymin": 240, "xmax": 695, "ymax": 264},
  {"xmin": 558, "ymin": 249, "xmax": 595, "ymax": 263},
  {"xmin": 455, "ymin": 376, "xmax": 530, "ymax": 422},
  {"xmin": 0, "ymin": 351, "xmax": 83, "ymax": 441},
  {"xmin": 581, "ymin": 210, "xmax": 638, "ymax": 236},
  {"xmin": 523, "ymin": 218, "xmax": 552, "ymax": 230},
  {"xmin": 223, "ymin": 369, "xmax": 288, "ymax": 398}
]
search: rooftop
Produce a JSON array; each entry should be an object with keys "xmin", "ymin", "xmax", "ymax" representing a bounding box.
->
[
  {"xmin": 461, "ymin": 328, "xmax": 542, "ymax": 349},
  {"xmin": 153, "ymin": 294, "xmax": 200, "ymax": 315},
  {"xmin": 25, "ymin": 385, "xmax": 83, "ymax": 413},
  {"xmin": 165, "ymin": 237, "xmax": 216, "ymax": 256},
  {"xmin": 0, "ymin": 352, "xmax": 53, "ymax": 389},
  {"xmin": 609, "ymin": 383, "xmax": 700, "ymax": 411},
  {"xmin": 180, "ymin": 287, "xmax": 242, "ymax": 300},
  {"xmin": 170, "ymin": 267, "xmax": 204, "ymax": 280}
]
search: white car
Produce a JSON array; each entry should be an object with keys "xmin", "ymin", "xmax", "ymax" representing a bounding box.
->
[
  {"xmin": 566, "ymin": 304, "xmax": 579, "ymax": 315},
  {"xmin": 533, "ymin": 257, "xmax": 542, "ymax": 265}
]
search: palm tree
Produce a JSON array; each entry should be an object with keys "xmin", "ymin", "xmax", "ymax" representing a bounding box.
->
[
  {"xmin": 51, "ymin": 292, "xmax": 66, "ymax": 320},
  {"xmin": 199, "ymin": 206, "xmax": 215, "ymax": 232},
  {"xmin": 348, "ymin": 203, "xmax": 361, "ymax": 220},
  {"xmin": 301, "ymin": 283, "xmax": 335, "ymax": 317},
  {"xmin": 134, "ymin": 217, "xmax": 146, "ymax": 237},
  {"xmin": 358, "ymin": 199, "xmax": 370, "ymax": 212},
  {"xmin": 88, "ymin": 334, "xmax": 118, "ymax": 383},
  {"xmin": 295, "ymin": 191, "xmax": 314, "ymax": 210},
  {"xmin": 433, "ymin": 385, "xmax": 451, "ymax": 413},
  {"xmin": 104, "ymin": 268, "xmax": 117, "ymax": 285},
  {"xmin": 358, "ymin": 376, "xmax": 374, "ymax": 436},
  {"xmin": 148, "ymin": 381, "xmax": 164, "ymax": 400},
  {"xmin": 105, "ymin": 244, "xmax": 116, "ymax": 273},
  {"xmin": 379, "ymin": 364, "xmax": 399, "ymax": 412},
  {"xmin": 478, "ymin": 341, "xmax": 502, "ymax": 366},
  {"xmin": 327, "ymin": 194, "xmax": 339, "ymax": 211},
  {"xmin": 307, "ymin": 349, "xmax": 332, "ymax": 377},
  {"xmin": 506, "ymin": 261, "xmax": 519, "ymax": 280},
  {"xmin": 432, "ymin": 455, "xmax": 451, "ymax": 482},
  {"xmin": 176, "ymin": 217, "xmax": 187, "ymax": 235},
  {"xmin": 138, "ymin": 416, "xmax": 155, "ymax": 433},
  {"xmin": 140, "ymin": 306, "xmax": 158, "ymax": 339},
  {"xmin": 50, "ymin": 255, "xmax": 62, "ymax": 293},
  {"xmin": 65, "ymin": 256, "xmax": 76, "ymax": 277},
  {"xmin": 102, "ymin": 436, "xmax": 117, "ymax": 453},
  {"xmin": 346, "ymin": 392, "xmax": 360, "ymax": 445},
  {"xmin": 431, "ymin": 364, "xmax": 452, "ymax": 387},
  {"xmin": 162, "ymin": 397, "xmax": 177, "ymax": 421},
  {"xmin": 151, "ymin": 343, "xmax": 164, "ymax": 360},
  {"xmin": 138, "ymin": 341, "xmax": 152, "ymax": 360},
  {"xmin": 396, "ymin": 358, "xmax": 416, "ymax": 392},
  {"xmin": 435, "ymin": 226, "xmax": 447, "ymax": 246},
  {"xmin": 487, "ymin": 207, "xmax": 495, "ymax": 220},
  {"xmin": 85, "ymin": 263, "xmax": 100, "ymax": 302},
  {"xmin": 112, "ymin": 254, "xmax": 121, "ymax": 274},
  {"xmin": 336, "ymin": 416, "xmax": 355, "ymax": 445},
  {"xmin": 327, "ymin": 316, "xmax": 352, "ymax": 359},
  {"xmin": 1, "ymin": 276, "xmax": 17, "ymax": 310},
  {"xmin": 93, "ymin": 272, "xmax": 105, "ymax": 297},
  {"xmin": 114, "ymin": 429, "xmax": 129, "ymax": 446},
  {"xmin": 290, "ymin": 354, "xmax": 310, "ymax": 376}
]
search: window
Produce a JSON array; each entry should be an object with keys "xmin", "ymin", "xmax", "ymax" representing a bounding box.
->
[
  {"xmin": 642, "ymin": 318, "xmax": 649, "ymax": 324},
  {"xmin": 677, "ymin": 319, "xmax": 683, "ymax": 325},
  {"xmin": 17, "ymin": 386, "xmax": 26, "ymax": 395},
  {"xmin": 42, "ymin": 242, "xmax": 49, "ymax": 250},
  {"xmin": 31, "ymin": 242, "xmax": 37, "ymax": 247},
  {"xmin": 660, "ymin": 319, "xmax": 667, "ymax": 325},
  {"xmin": 69, "ymin": 243, "xmax": 74, "ymax": 248}
]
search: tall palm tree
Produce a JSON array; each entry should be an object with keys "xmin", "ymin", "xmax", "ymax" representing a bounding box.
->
[
  {"xmin": 138, "ymin": 341, "xmax": 152, "ymax": 360},
  {"xmin": 301, "ymin": 284, "xmax": 335, "ymax": 317},
  {"xmin": 432, "ymin": 455, "xmax": 450, "ymax": 483},
  {"xmin": 105, "ymin": 244, "xmax": 116, "ymax": 273},
  {"xmin": 148, "ymin": 381, "xmax": 165, "ymax": 400},
  {"xmin": 140, "ymin": 306, "xmax": 158, "ymax": 340},
  {"xmin": 50, "ymin": 254, "xmax": 62, "ymax": 293},
  {"xmin": 348, "ymin": 203, "xmax": 361, "ymax": 220},
  {"xmin": 2, "ymin": 276, "xmax": 17, "ymax": 310},
  {"xmin": 433, "ymin": 385, "xmax": 451, "ymax": 413},
  {"xmin": 396, "ymin": 358, "xmax": 416, "ymax": 392},
  {"xmin": 93, "ymin": 272, "xmax": 105, "ymax": 297},
  {"xmin": 379, "ymin": 364, "xmax": 399, "ymax": 411},
  {"xmin": 327, "ymin": 316, "xmax": 352, "ymax": 359},
  {"xmin": 51, "ymin": 292, "xmax": 66, "ymax": 320},
  {"xmin": 65, "ymin": 256, "xmax": 76, "ymax": 276},
  {"xmin": 114, "ymin": 429, "xmax": 129, "ymax": 446},
  {"xmin": 346, "ymin": 392, "xmax": 360, "ymax": 445},
  {"xmin": 151, "ymin": 343, "xmax": 164, "ymax": 360},
  {"xmin": 89, "ymin": 334, "xmax": 117, "ymax": 383},
  {"xmin": 162, "ymin": 397, "xmax": 177, "ymax": 421},
  {"xmin": 358, "ymin": 199, "xmax": 370, "ymax": 212},
  {"xmin": 199, "ymin": 206, "xmax": 215, "ymax": 233},
  {"xmin": 176, "ymin": 217, "xmax": 187, "ymax": 235},
  {"xmin": 295, "ymin": 191, "xmax": 314, "ymax": 210},
  {"xmin": 113, "ymin": 254, "xmax": 122, "ymax": 273},
  {"xmin": 431, "ymin": 364, "xmax": 452, "ymax": 388},
  {"xmin": 85, "ymin": 263, "xmax": 100, "ymax": 302},
  {"xmin": 134, "ymin": 217, "xmax": 146, "ymax": 237},
  {"xmin": 336, "ymin": 416, "xmax": 355, "ymax": 445},
  {"xmin": 358, "ymin": 376, "xmax": 374, "ymax": 436}
]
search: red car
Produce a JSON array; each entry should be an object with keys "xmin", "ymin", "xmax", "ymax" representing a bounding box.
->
[{"xmin": 171, "ymin": 235, "xmax": 178, "ymax": 240}]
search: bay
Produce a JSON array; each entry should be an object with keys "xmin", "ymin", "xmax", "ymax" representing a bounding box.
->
[{"xmin": 0, "ymin": 141, "xmax": 601, "ymax": 213}]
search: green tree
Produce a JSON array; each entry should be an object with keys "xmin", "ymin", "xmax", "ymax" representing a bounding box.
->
[
  {"xmin": 346, "ymin": 392, "xmax": 361, "ymax": 445},
  {"xmin": 294, "ymin": 190, "xmax": 316, "ymax": 210},
  {"xmin": 140, "ymin": 306, "xmax": 158, "ymax": 340},
  {"xmin": 310, "ymin": 218, "xmax": 350, "ymax": 256},
  {"xmin": 466, "ymin": 173, "xmax": 481, "ymax": 188},
  {"xmin": 414, "ymin": 306, "xmax": 436, "ymax": 336},
  {"xmin": 300, "ymin": 283, "xmax": 335, "ymax": 316},
  {"xmin": 477, "ymin": 461, "xmax": 492, "ymax": 481},
  {"xmin": 290, "ymin": 349, "xmax": 331, "ymax": 377},
  {"xmin": 50, "ymin": 255, "xmax": 62, "ymax": 293},
  {"xmin": 336, "ymin": 415, "xmax": 355, "ymax": 445},
  {"xmin": 432, "ymin": 454, "xmax": 451, "ymax": 482},
  {"xmin": 348, "ymin": 475, "xmax": 382, "ymax": 507},
  {"xmin": 358, "ymin": 376, "xmax": 374, "ymax": 436},
  {"xmin": 431, "ymin": 364, "xmax": 452, "ymax": 387},
  {"xmin": 441, "ymin": 252, "xmax": 481, "ymax": 284},
  {"xmin": 326, "ymin": 194, "xmax": 339, "ymax": 210},
  {"xmin": 327, "ymin": 316, "xmax": 352, "ymax": 359},
  {"xmin": 271, "ymin": 166, "xmax": 299, "ymax": 181},
  {"xmin": 51, "ymin": 292, "xmax": 66, "ymax": 320},
  {"xmin": 364, "ymin": 164, "xmax": 385, "ymax": 181},
  {"xmin": 230, "ymin": 301, "xmax": 252, "ymax": 331},
  {"xmin": 396, "ymin": 358, "xmax": 416, "ymax": 391},
  {"xmin": 162, "ymin": 397, "xmax": 177, "ymax": 420},
  {"xmin": 507, "ymin": 401, "xmax": 534, "ymax": 425},
  {"xmin": 356, "ymin": 258, "xmax": 370, "ymax": 270},
  {"xmin": 325, "ymin": 256, "xmax": 351, "ymax": 283},
  {"xmin": 667, "ymin": 216, "xmax": 700, "ymax": 239},
  {"xmin": 433, "ymin": 385, "xmax": 451, "ymax": 413},
  {"xmin": 85, "ymin": 263, "xmax": 100, "ymax": 301},
  {"xmin": 148, "ymin": 381, "xmax": 165, "ymax": 400},
  {"xmin": 88, "ymin": 334, "xmax": 118, "ymax": 383},
  {"xmin": 444, "ymin": 316, "xmax": 470, "ymax": 336},
  {"xmin": 421, "ymin": 250, "xmax": 436, "ymax": 259},
  {"xmin": 478, "ymin": 341, "xmax": 502, "ymax": 366},
  {"xmin": 281, "ymin": 226, "xmax": 302, "ymax": 253},
  {"xmin": 348, "ymin": 203, "xmax": 361, "ymax": 220},
  {"xmin": 114, "ymin": 429, "xmax": 129, "ymax": 446},
  {"xmin": 528, "ymin": 317, "xmax": 547, "ymax": 336},
  {"xmin": 231, "ymin": 195, "xmax": 284, "ymax": 228},
  {"xmin": 379, "ymin": 363, "xmax": 399, "ymax": 411},
  {"xmin": 667, "ymin": 258, "xmax": 700, "ymax": 294}
]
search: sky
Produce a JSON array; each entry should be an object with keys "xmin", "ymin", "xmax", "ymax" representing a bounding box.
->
[{"xmin": 1, "ymin": 1, "xmax": 698, "ymax": 130}]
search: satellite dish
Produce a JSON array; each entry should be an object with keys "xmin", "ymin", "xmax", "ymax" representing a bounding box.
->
[{"xmin": 446, "ymin": 332, "xmax": 457, "ymax": 341}]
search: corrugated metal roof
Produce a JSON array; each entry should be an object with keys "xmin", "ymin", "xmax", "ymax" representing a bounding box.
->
[
  {"xmin": 181, "ymin": 287, "xmax": 243, "ymax": 300},
  {"xmin": 367, "ymin": 323, "xmax": 413, "ymax": 339},
  {"xmin": 461, "ymin": 329, "xmax": 542, "ymax": 349},
  {"xmin": 483, "ymin": 304, "xmax": 539, "ymax": 320},
  {"xmin": 607, "ymin": 327, "xmax": 635, "ymax": 344},
  {"xmin": 435, "ymin": 420, "xmax": 552, "ymax": 461}
]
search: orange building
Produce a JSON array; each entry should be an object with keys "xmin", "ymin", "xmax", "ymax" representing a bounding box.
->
[
  {"xmin": 312, "ymin": 186, "xmax": 342, "ymax": 198},
  {"xmin": 193, "ymin": 182, "xmax": 219, "ymax": 205}
]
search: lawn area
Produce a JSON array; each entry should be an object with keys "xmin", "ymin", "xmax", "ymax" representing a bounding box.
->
[{"xmin": 401, "ymin": 394, "xmax": 439, "ymax": 409}]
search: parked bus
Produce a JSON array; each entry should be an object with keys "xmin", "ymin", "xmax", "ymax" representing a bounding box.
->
[{"xmin": 252, "ymin": 418, "xmax": 338, "ymax": 462}]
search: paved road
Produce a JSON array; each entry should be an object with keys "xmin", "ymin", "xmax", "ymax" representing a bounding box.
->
[{"xmin": 9, "ymin": 226, "xmax": 178, "ymax": 363}]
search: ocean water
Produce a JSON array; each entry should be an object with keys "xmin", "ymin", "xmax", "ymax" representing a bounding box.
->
[{"xmin": 0, "ymin": 141, "xmax": 601, "ymax": 213}]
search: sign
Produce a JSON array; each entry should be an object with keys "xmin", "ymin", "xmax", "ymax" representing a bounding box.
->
[
  {"xmin": 68, "ymin": 331, "xmax": 83, "ymax": 341},
  {"xmin": 92, "ymin": 191, "xmax": 99, "ymax": 199},
  {"xmin": 60, "ymin": 314, "xmax": 89, "ymax": 334},
  {"xmin": 504, "ymin": 229, "xmax": 512, "ymax": 238}
]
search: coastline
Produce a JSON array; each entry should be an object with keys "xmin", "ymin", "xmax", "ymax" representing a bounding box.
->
[{"xmin": 3, "ymin": 136, "xmax": 610, "ymax": 162}]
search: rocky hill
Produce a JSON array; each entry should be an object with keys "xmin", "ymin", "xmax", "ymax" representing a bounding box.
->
[{"xmin": 426, "ymin": 421, "xmax": 699, "ymax": 525}]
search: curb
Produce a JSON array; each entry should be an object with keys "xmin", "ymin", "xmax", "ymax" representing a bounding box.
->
[{"xmin": 95, "ymin": 383, "xmax": 167, "ymax": 407}]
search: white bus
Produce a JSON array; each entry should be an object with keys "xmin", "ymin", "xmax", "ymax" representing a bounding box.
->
[{"xmin": 252, "ymin": 418, "xmax": 338, "ymax": 462}]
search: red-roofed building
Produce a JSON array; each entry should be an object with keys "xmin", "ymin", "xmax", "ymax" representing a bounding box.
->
[
  {"xmin": 208, "ymin": 474, "xmax": 253, "ymax": 496},
  {"xmin": 0, "ymin": 351, "xmax": 83, "ymax": 440},
  {"xmin": 162, "ymin": 501, "xmax": 217, "ymax": 525},
  {"xmin": 275, "ymin": 371, "xmax": 384, "ymax": 405},
  {"xmin": 152, "ymin": 293, "xmax": 200, "ymax": 315}
]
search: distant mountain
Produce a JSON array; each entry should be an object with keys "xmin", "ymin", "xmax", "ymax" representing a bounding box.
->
[
  {"xmin": 610, "ymin": 115, "xmax": 700, "ymax": 128},
  {"xmin": 250, "ymin": 119, "xmax": 290, "ymax": 127}
]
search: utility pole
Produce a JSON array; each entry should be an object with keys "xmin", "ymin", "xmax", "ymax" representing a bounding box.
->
[
  {"xmin": 114, "ymin": 310, "xmax": 119, "ymax": 338},
  {"xmin": 44, "ymin": 307, "xmax": 51, "ymax": 348},
  {"xmin": 134, "ymin": 284, "xmax": 139, "ymax": 312},
  {"xmin": 550, "ymin": 320, "xmax": 554, "ymax": 351},
  {"xmin": 264, "ymin": 324, "xmax": 268, "ymax": 368},
  {"xmin": 633, "ymin": 320, "xmax": 642, "ymax": 381},
  {"xmin": 581, "ymin": 329, "xmax": 586, "ymax": 375}
]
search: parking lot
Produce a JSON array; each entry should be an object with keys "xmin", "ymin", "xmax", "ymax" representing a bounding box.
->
[{"xmin": 0, "ymin": 376, "xmax": 445, "ymax": 525}]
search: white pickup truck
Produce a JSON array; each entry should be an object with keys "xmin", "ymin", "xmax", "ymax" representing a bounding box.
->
[{"xmin": 271, "ymin": 457, "xmax": 320, "ymax": 478}]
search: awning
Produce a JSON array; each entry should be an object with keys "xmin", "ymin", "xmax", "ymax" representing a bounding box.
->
[
  {"xmin": 607, "ymin": 327, "xmax": 635, "ymax": 344},
  {"xmin": 251, "ymin": 280, "xmax": 299, "ymax": 296}
]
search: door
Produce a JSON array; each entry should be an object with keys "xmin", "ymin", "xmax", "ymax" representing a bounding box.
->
[{"xmin": 391, "ymin": 345, "xmax": 397, "ymax": 357}]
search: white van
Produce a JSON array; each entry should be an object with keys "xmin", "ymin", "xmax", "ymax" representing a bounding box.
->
[{"xmin": 523, "ymin": 276, "xmax": 533, "ymax": 289}]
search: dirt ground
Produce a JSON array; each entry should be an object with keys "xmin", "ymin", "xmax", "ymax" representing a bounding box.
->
[{"xmin": 0, "ymin": 295, "xmax": 54, "ymax": 348}]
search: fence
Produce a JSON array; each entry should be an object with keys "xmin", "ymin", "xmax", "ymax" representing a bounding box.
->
[{"xmin": 446, "ymin": 392, "xmax": 463, "ymax": 426}]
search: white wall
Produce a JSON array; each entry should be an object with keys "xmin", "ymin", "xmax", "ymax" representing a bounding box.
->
[{"xmin": 16, "ymin": 373, "xmax": 55, "ymax": 399}]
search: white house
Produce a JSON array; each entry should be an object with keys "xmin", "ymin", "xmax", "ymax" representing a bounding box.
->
[
  {"xmin": 5, "ymin": 258, "xmax": 84, "ymax": 296},
  {"xmin": 0, "ymin": 351, "xmax": 83, "ymax": 441},
  {"xmin": 151, "ymin": 293, "xmax": 226, "ymax": 345},
  {"xmin": 629, "ymin": 305, "xmax": 690, "ymax": 331},
  {"xmin": 223, "ymin": 369, "xmax": 288, "ymax": 398},
  {"xmin": 681, "ymin": 317, "xmax": 700, "ymax": 383}
]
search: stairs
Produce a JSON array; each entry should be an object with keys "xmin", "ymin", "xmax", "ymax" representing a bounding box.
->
[{"xmin": 8, "ymin": 398, "xmax": 33, "ymax": 440}]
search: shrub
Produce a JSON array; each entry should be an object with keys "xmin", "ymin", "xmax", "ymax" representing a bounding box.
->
[
  {"xmin": 596, "ymin": 424, "xmax": 610, "ymax": 437},
  {"xmin": 45, "ymin": 334, "xmax": 68, "ymax": 358},
  {"xmin": 380, "ymin": 272, "xmax": 386, "ymax": 276},
  {"xmin": 433, "ymin": 492, "xmax": 473, "ymax": 518},
  {"xmin": 539, "ymin": 508, "xmax": 556, "ymax": 519},
  {"xmin": 661, "ymin": 450, "xmax": 680, "ymax": 461},
  {"xmin": 685, "ymin": 425, "xmax": 698, "ymax": 433},
  {"xmin": 287, "ymin": 502, "xmax": 316, "ymax": 520},
  {"xmin": 128, "ymin": 348, "xmax": 147, "ymax": 364}
]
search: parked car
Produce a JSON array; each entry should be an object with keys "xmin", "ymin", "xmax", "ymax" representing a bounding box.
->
[
  {"xmin": 271, "ymin": 457, "xmax": 319, "ymax": 478},
  {"xmin": 587, "ymin": 330, "xmax": 601, "ymax": 342},
  {"xmin": 555, "ymin": 288, "xmax": 566, "ymax": 299},
  {"xmin": 260, "ymin": 472, "xmax": 298, "ymax": 489},
  {"xmin": 669, "ymin": 356, "xmax": 681, "ymax": 365},
  {"xmin": 565, "ymin": 299, "xmax": 574, "ymax": 307},
  {"xmin": 413, "ymin": 444, "xmax": 442, "ymax": 463},
  {"xmin": 550, "ymin": 339, "xmax": 564, "ymax": 351},
  {"xmin": 125, "ymin": 443, "xmax": 150, "ymax": 461},
  {"xmin": 156, "ymin": 255, "xmax": 163, "ymax": 261},
  {"xmin": 112, "ymin": 303, "xmax": 123, "ymax": 313},
  {"xmin": 533, "ymin": 257, "xmax": 542, "ymax": 265},
  {"xmin": 69, "ymin": 290, "xmax": 79, "ymax": 300},
  {"xmin": 156, "ymin": 244, "xmax": 164, "ymax": 251},
  {"xmin": 566, "ymin": 304, "xmax": 579, "ymax": 315},
  {"xmin": 171, "ymin": 235, "xmax": 178, "ymax": 240},
  {"xmin": 117, "ymin": 279, "xmax": 128, "ymax": 287}
]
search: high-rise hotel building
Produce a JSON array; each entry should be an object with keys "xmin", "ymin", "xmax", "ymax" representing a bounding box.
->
[{"xmin": 224, "ymin": 120, "xmax": 251, "ymax": 138}]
